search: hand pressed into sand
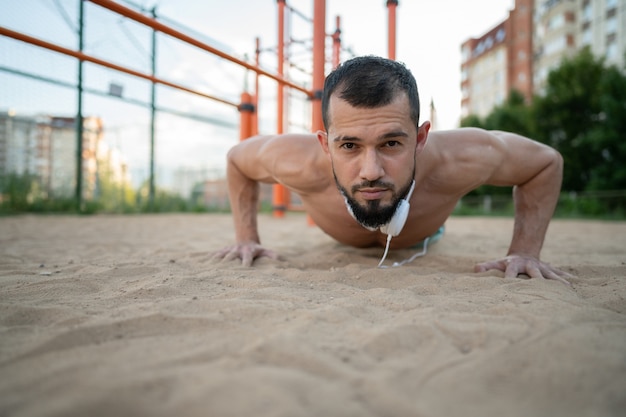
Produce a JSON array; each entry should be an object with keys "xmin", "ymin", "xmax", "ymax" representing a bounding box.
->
[
  {"xmin": 474, "ymin": 254, "xmax": 575, "ymax": 285},
  {"xmin": 213, "ymin": 241, "xmax": 280, "ymax": 267}
]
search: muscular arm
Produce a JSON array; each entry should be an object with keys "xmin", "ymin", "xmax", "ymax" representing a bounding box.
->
[
  {"xmin": 486, "ymin": 131, "xmax": 563, "ymax": 258},
  {"xmin": 226, "ymin": 137, "xmax": 275, "ymax": 244},
  {"xmin": 217, "ymin": 134, "xmax": 323, "ymax": 266},
  {"xmin": 214, "ymin": 135, "xmax": 281, "ymax": 265},
  {"xmin": 463, "ymin": 129, "xmax": 571, "ymax": 283}
]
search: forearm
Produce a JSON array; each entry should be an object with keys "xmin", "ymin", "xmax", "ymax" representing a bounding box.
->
[
  {"xmin": 227, "ymin": 158, "xmax": 262, "ymax": 244},
  {"xmin": 508, "ymin": 152, "xmax": 563, "ymax": 258}
]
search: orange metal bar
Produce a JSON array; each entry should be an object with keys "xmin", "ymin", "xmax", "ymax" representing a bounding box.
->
[
  {"xmin": 277, "ymin": 0, "xmax": 286, "ymax": 136},
  {"xmin": 252, "ymin": 37, "xmax": 261, "ymax": 136},
  {"xmin": 273, "ymin": 0, "xmax": 288, "ymax": 218},
  {"xmin": 387, "ymin": 0, "xmax": 398, "ymax": 60},
  {"xmin": 306, "ymin": 0, "xmax": 326, "ymax": 226},
  {"xmin": 311, "ymin": 0, "xmax": 326, "ymax": 133},
  {"xmin": 332, "ymin": 15, "xmax": 341, "ymax": 69},
  {"xmin": 0, "ymin": 26, "xmax": 239, "ymax": 108},
  {"xmin": 88, "ymin": 0, "xmax": 313, "ymax": 97},
  {"xmin": 238, "ymin": 92, "xmax": 254, "ymax": 141}
]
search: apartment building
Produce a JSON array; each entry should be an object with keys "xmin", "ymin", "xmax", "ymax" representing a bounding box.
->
[
  {"xmin": 578, "ymin": 0, "xmax": 625, "ymax": 67},
  {"xmin": 461, "ymin": 0, "xmax": 534, "ymax": 119},
  {"xmin": 533, "ymin": 0, "xmax": 579, "ymax": 91},
  {"xmin": 461, "ymin": 0, "xmax": 626, "ymax": 119},
  {"xmin": 0, "ymin": 112, "xmax": 116, "ymax": 200}
]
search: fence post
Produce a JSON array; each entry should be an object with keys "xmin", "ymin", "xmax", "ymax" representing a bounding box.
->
[
  {"xmin": 75, "ymin": 0, "xmax": 85, "ymax": 211},
  {"xmin": 273, "ymin": 0, "xmax": 288, "ymax": 218},
  {"xmin": 148, "ymin": 6, "xmax": 157, "ymax": 210},
  {"xmin": 238, "ymin": 92, "xmax": 254, "ymax": 141},
  {"xmin": 387, "ymin": 0, "xmax": 398, "ymax": 60}
]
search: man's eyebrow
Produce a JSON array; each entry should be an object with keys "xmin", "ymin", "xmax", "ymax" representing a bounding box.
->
[
  {"xmin": 332, "ymin": 135, "xmax": 361, "ymax": 143},
  {"xmin": 332, "ymin": 131, "xmax": 409, "ymax": 143},
  {"xmin": 380, "ymin": 130, "xmax": 409, "ymax": 140}
]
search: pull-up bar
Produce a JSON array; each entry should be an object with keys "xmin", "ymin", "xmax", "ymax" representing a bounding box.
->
[
  {"xmin": 0, "ymin": 26, "xmax": 239, "ymax": 108},
  {"xmin": 88, "ymin": 0, "xmax": 314, "ymax": 98}
]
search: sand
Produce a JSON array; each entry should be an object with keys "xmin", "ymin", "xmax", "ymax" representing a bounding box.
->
[{"xmin": 0, "ymin": 213, "xmax": 625, "ymax": 417}]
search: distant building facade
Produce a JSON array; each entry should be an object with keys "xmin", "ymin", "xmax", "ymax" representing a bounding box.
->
[
  {"xmin": 0, "ymin": 112, "xmax": 129, "ymax": 200},
  {"xmin": 461, "ymin": 0, "xmax": 626, "ymax": 120},
  {"xmin": 533, "ymin": 0, "xmax": 579, "ymax": 92},
  {"xmin": 461, "ymin": 0, "xmax": 534, "ymax": 119}
]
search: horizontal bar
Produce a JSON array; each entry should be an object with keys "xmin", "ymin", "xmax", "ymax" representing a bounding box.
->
[
  {"xmin": 88, "ymin": 0, "xmax": 314, "ymax": 97},
  {"xmin": 0, "ymin": 26, "xmax": 239, "ymax": 108}
]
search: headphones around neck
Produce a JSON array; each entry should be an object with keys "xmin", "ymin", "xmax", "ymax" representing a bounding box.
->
[
  {"xmin": 377, "ymin": 180, "xmax": 416, "ymax": 268},
  {"xmin": 380, "ymin": 180, "xmax": 415, "ymax": 237}
]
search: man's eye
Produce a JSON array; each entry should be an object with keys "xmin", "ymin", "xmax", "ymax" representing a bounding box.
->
[
  {"xmin": 341, "ymin": 143, "xmax": 356, "ymax": 149},
  {"xmin": 386, "ymin": 140, "xmax": 400, "ymax": 147}
]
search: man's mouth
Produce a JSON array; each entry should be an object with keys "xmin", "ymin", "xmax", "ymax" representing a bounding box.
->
[{"xmin": 358, "ymin": 188, "xmax": 387, "ymax": 200}]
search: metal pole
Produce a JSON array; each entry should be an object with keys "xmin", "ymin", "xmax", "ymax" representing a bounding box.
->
[
  {"xmin": 75, "ymin": 0, "xmax": 85, "ymax": 211},
  {"xmin": 148, "ymin": 6, "xmax": 157, "ymax": 209},
  {"xmin": 311, "ymin": 0, "xmax": 325, "ymax": 132},
  {"xmin": 253, "ymin": 37, "xmax": 260, "ymax": 136},
  {"xmin": 387, "ymin": 0, "xmax": 398, "ymax": 60},
  {"xmin": 273, "ymin": 0, "xmax": 287, "ymax": 218},
  {"xmin": 332, "ymin": 15, "xmax": 341, "ymax": 68}
]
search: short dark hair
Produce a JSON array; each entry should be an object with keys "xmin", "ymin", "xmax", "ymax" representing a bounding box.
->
[{"xmin": 321, "ymin": 55, "xmax": 421, "ymax": 130}]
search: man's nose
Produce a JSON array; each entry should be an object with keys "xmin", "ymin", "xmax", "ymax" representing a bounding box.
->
[{"xmin": 359, "ymin": 149, "xmax": 385, "ymax": 181}]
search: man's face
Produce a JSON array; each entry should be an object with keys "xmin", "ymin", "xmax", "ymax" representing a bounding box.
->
[{"xmin": 320, "ymin": 93, "xmax": 420, "ymax": 229}]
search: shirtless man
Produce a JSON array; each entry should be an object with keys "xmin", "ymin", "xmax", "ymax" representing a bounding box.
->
[{"xmin": 216, "ymin": 55, "xmax": 572, "ymax": 284}]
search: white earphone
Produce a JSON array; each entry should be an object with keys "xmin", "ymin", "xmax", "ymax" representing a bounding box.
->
[
  {"xmin": 377, "ymin": 180, "xmax": 415, "ymax": 267},
  {"xmin": 380, "ymin": 180, "xmax": 415, "ymax": 237}
]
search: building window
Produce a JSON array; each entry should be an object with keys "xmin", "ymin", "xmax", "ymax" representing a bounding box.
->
[
  {"xmin": 582, "ymin": 28, "xmax": 592, "ymax": 45},
  {"xmin": 606, "ymin": 42, "xmax": 617, "ymax": 60},
  {"xmin": 583, "ymin": 2, "xmax": 592, "ymax": 22},
  {"xmin": 606, "ymin": 16, "xmax": 617, "ymax": 34},
  {"xmin": 606, "ymin": 0, "xmax": 617, "ymax": 10},
  {"xmin": 549, "ymin": 13, "xmax": 565, "ymax": 30},
  {"xmin": 607, "ymin": 32, "xmax": 617, "ymax": 44},
  {"xmin": 497, "ymin": 49, "xmax": 505, "ymax": 62},
  {"xmin": 496, "ymin": 28, "xmax": 505, "ymax": 42},
  {"xmin": 545, "ymin": 36, "xmax": 566, "ymax": 55}
]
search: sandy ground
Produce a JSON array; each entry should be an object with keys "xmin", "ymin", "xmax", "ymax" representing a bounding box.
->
[{"xmin": 0, "ymin": 213, "xmax": 625, "ymax": 417}]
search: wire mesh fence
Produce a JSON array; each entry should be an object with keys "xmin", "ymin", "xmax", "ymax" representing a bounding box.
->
[{"xmin": 0, "ymin": 0, "xmax": 311, "ymax": 213}]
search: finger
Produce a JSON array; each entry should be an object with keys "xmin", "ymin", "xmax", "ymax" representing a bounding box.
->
[
  {"xmin": 555, "ymin": 268, "xmax": 576, "ymax": 279},
  {"xmin": 222, "ymin": 250, "xmax": 241, "ymax": 262},
  {"xmin": 525, "ymin": 261, "xmax": 544, "ymax": 280},
  {"xmin": 260, "ymin": 249, "xmax": 280, "ymax": 261},
  {"xmin": 211, "ymin": 247, "xmax": 229, "ymax": 259},
  {"xmin": 504, "ymin": 261, "xmax": 521, "ymax": 278},
  {"xmin": 241, "ymin": 249, "xmax": 254, "ymax": 267},
  {"xmin": 474, "ymin": 260, "xmax": 505, "ymax": 273},
  {"xmin": 541, "ymin": 268, "xmax": 572, "ymax": 286}
]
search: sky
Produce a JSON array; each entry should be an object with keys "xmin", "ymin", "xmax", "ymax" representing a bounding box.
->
[
  {"xmin": 0, "ymin": 0, "xmax": 514, "ymax": 189},
  {"xmin": 152, "ymin": 0, "xmax": 515, "ymax": 129}
]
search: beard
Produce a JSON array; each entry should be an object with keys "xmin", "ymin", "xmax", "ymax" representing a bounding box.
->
[{"xmin": 334, "ymin": 171, "xmax": 415, "ymax": 230}]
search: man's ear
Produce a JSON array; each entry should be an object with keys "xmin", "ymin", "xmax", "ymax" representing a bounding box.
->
[
  {"xmin": 316, "ymin": 130, "xmax": 330, "ymax": 156},
  {"xmin": 416, "ymin": 121, "xmax": 431, "ymax": 153}
]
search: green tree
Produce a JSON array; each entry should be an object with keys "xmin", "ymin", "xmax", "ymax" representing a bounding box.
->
[
  {"xmin": 460, "ymin": 114, "xmax": 484, "ymax": 129},
  {"xmin": 584, "ymin": 64, "xmax": 626, "ymax": 190},
  {"xmin": 484, "ymin": 90, "xmax": 535, "ymax": 138},
  {"xmin": 533, "ymin": 47, "xmax": 614, "ymax": 191}
]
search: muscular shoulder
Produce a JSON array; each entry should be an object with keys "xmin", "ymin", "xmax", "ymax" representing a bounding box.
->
[
  {"xmin": 430, "ymin": 128, "xmax": 505, "ymax": 155},
  {"xmin": 427, "ymin": 128, "xmax": 505, "ymax": 178},
  {"xmin": 426, "ymin": 128, "xmax": 560, "ymax": 189},
  {"xmin": 228, "ymin": 133, "xmax": 330, "ymax": 191}
]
